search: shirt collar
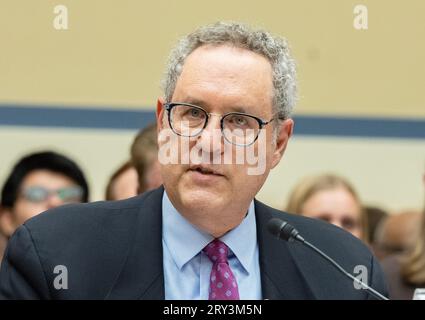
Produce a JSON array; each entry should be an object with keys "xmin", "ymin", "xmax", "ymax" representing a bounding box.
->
[
  {"xmin": 220, "ymin": 200, "xmax": 257, "ymax": 275},
  {"xmin": 162, "ymin": 191, "xmax": 257, "ymax": 274}
]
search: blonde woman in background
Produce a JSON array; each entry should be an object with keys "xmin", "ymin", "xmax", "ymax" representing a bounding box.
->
[{"xmin": 286, "ymin": 174, "xmax": 367, "ymax": 242}]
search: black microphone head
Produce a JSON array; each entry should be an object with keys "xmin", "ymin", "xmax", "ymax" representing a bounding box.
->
[
  {"xmin": 267, "ymin": 218, "xmax": 294, "ymax": 241},
  {"xmin": 267, "ymin": 218, "xmax": 286, "ymax": 238}
]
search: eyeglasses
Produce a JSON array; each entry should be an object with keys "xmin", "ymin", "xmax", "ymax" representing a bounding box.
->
[
  {"xmin": 20, "ymin": 186, "xmax": 84, "ymax": 203},
  {"xmin": 165, "ymin": 102, "xmax": 279, "ymax": 146}
]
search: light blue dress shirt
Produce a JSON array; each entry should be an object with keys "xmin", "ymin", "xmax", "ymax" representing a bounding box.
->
[{"xmin": 162, "ymin": 191, "xmax": 262, "ymax": 300}]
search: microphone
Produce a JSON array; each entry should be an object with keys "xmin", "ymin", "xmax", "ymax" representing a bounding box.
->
[{"xmin": 267, "ymin": 218, "xmax": 389, "ymax": 300}]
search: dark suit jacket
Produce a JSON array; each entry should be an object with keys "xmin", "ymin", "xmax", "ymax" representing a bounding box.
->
[{"xmin": 0, "ymin": 186, "xmax": 388, "ymax": 299}]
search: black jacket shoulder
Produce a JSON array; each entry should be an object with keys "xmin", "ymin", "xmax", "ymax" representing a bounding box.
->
[{"xmin": 0, "ymin": 190, "xmax": 158, "ymax": 299}]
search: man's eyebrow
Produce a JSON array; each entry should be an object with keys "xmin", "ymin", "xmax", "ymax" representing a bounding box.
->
[
  {"xmin": 225, "ymin": 106, "xmax": 249, "ymax": 114},
  {"xmin": 178, "ymin": 97, "xmax": 208, "ymax": 107},
  {"xmin": 176, "ymin": 97, "xmax": 249, "ymax": 114}
]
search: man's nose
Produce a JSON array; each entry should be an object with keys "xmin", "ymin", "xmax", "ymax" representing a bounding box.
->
[{"xmin": 196, "ymin": 115, "xmax": 224, "ymax": 155}]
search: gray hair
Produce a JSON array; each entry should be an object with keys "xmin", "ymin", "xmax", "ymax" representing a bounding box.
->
[{"xmin": 161, "ymin": 21, "xmax": 297, "ymax": 119}]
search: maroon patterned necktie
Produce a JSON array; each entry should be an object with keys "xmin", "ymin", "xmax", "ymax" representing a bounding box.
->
[{"xmin": 203, "ymin": 239, "xmax": 240, "ymax": 300}]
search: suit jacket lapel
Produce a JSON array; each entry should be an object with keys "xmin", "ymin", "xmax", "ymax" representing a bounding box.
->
[
  {"xmin": 106, "ymin": 187, "xmax": 165, "ymax": 300},
  {"xmin": 255, "ymin": 200, "xmax": 316, "ymax": 300}
]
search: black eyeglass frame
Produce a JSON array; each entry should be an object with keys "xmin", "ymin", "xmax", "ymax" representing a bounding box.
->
[{"xmin": 164, "ymin": 102, "xmax": 281, "ymax": 146}]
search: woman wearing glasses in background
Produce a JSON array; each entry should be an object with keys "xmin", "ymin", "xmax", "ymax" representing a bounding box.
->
[{"xmin": 0, "ymin": 151, "xmax": 89, "ymax": 263}]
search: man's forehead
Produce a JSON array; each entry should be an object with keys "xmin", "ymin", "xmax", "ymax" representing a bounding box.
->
[
  {"xmin": 174, "ymin": 45, "xmax": 273, "ymax": 100},
  {"xmin": 167, "ymin": 44, "xmax": 275, "ymax": 119}
]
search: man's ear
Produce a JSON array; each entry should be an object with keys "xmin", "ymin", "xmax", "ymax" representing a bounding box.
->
[
  {"xmin": 0, "ymin": 207, "xmax": 17, "ymax": 238},
  {"xmin": 271, "ymin": 118, "xmax": 294, "ymax": 169},
  {"xmin": 156, "ymin": 98, "xmax": 166, "ymax": 132}
]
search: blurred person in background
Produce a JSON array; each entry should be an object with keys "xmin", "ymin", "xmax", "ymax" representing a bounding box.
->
[
  {"xmin": 286, "ymin": 174, "xmax": 367, "ymax": 242},
  {"xmin": 0, "ymin": 226, "xmax": 6, "ymax": 265},
  {"xmin": 130, "ymin": 122, "xmax": 162, "ymax": 193},
  {"xmin": 381, "ymin": 173, "xmax": 425, "ymax": 299},
  {"xmin": 363, "ymin": 206, "xmax": 388, "ymax": 247},
  {"xmin": 105, "ymin": 123, "xmax": 162, "ymax": 201},
  {"xmin": 373, "ymin": 210, "xmax": 421, "ymax": 260},
  {"xmin": 105, "ymin": 161, "xmax": 139, "ymax": 201},
  {"xmin": 0, "ymin": 151, "xmax": 89, "ymax": 262}
]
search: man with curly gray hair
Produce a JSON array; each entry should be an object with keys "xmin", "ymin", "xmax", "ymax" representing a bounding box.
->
[
  {"xmin": 162, "ymin": 22, "xmax": 297, "ymax": 120},
  {"xmin": 0, "ymin": 21, "xmax": 387, "ymax": 300}
]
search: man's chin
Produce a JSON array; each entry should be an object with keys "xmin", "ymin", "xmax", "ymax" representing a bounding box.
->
[{"xmin": 180, "ymin": 187, "xmax": 225, "ymax": 211}]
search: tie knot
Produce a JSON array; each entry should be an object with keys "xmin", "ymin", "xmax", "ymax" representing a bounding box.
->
[{"xmin": 203, "ymin": 239, "xmax": 229, "ymax": 263}]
